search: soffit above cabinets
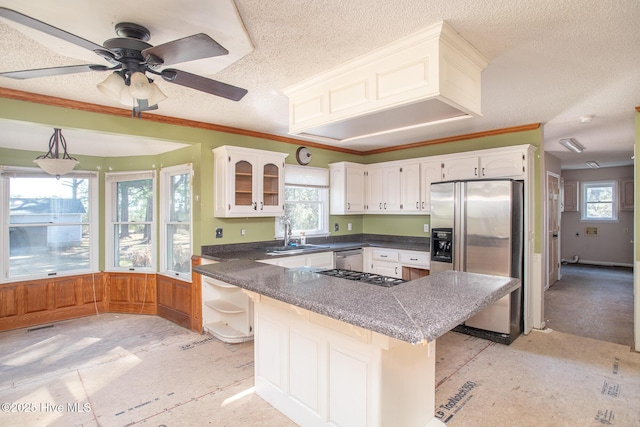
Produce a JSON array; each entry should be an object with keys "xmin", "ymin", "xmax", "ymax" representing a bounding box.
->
[{"xmin": 284, "ymin": 21, "xmax": 488, "ymax": 146}]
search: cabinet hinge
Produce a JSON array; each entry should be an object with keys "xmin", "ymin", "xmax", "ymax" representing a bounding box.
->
[
  {"xmin": 400, "ymin": 167, "xmax": 403, "ymax": 172},
  {"xmin": 228, "ymin": 156, "xmax": 231, "ymax": 162}
]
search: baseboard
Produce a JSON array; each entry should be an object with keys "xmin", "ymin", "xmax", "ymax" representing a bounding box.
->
[{"xmin": 564, "ymin": 260, "xmax": 633, "ymax": 268}]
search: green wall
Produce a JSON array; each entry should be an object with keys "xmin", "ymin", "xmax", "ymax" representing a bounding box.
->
[{"xmin": 0, "ymin": 97, "xmax": 542, "ymax": 257}]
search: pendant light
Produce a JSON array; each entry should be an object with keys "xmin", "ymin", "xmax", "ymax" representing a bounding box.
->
[{"xmin": 33, "ymin": 128, "xmax": 79, "ymax": 178}]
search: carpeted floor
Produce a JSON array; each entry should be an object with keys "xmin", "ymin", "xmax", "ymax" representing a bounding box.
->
[{"xmin": 544, "ymin": 264, "xmax": 634, "ymax": 347}]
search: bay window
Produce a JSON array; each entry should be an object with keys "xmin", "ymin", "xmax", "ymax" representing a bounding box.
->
[
  {"xmin": 105, "ymin": 171, "xmax": 156, "ymax": 271},
  {"xmin": 160, "ymin": 164, "xmax": 192, "ymax": 280},
  {"xmin": 1, "ymin": 167, "xmax": 98, "ymax": 281}
]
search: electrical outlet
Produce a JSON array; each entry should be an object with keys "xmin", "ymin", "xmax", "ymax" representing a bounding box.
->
[
  {"xmin": 216, "ymin": 228, "xmax": 223, "ymax": 238},
  {"xmin": 424, "ymin": 224, "xmax": 429, "ymax": 233},
  {"xmin": 334, "ymin": 223, "xmax": 339, "ymax": 232},
  {"xmin": 241, "ymin": 228, "xmax": 246, "ymax": 236},
  {"xmin": 348, "ymin": 223, "xmax": 352, "ymax": 231}
]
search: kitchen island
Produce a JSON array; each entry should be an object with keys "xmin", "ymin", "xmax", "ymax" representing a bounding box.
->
[{"xmin": 194, "ymin": 259, "xmax": 520, "ymax": 427}]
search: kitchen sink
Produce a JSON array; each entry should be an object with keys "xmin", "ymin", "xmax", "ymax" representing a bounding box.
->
[{"xmin": 264, "ymin": 244, "xmax": 330, "ymax": 255}]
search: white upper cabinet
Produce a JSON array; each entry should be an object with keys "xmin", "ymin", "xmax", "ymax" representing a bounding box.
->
[
  {"xmin": 479, "ymin": 150, "xmax": 526, "ymax": 178},
  {"xmin": 441, "ymin": 147, "xmax": 527, "ymax": 180},
  {"xmin": 213, "ymin": 146, "xmax": 288, "ymax": 217},
  {"xmin": 420, "ymin": 160, "xmax": 442, "ymax": 213},
  {"xmin": 441, "ymin": 155, "xmax": 479, "ymax": 180},
  {"xmin": 330, "ymin": 145, "xmax": 533, "ymax": 216},
  {"xmin": 366, "ymin": 162, "xmax": 420, "ymax": 214},
  {"xmin": 400, "ymin": 162, "xmax": 421, "ymax": 213},
  {"xmin": 329, "ymin": 162, "xmax": 366, "ymax": 214}
]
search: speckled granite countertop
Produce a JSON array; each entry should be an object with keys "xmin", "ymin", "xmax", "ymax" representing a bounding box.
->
[
  {"xmin": 194, "ymin": 260, "xmax": 520, "ymax": 345},
  {"xmin": 200, "ymin": 234, "xmax": 430, "ymax": 261}
]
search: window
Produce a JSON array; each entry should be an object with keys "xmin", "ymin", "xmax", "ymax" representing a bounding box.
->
[
  {"xmin": 1, "ymin": 167, "xmax": 98, "ymax": 281},
  {"xmin": 275, "ymin": 165, "xmax": 329, "ymax": 237},
  {"xmin": 160, "ymin": 164, "xmax": 192, "ymax": 280},
  {"xmin": 581, "ymin": 181, "xmax": 617, "ymax": 221},
  {"xmin": 105, "ymin": 171, "xmax": 156, "ymax": 271}
]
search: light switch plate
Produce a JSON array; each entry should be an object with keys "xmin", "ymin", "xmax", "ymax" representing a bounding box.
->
[{"xmin": 424, "ymin": 224, "xmax": 429, "ymax": 233}]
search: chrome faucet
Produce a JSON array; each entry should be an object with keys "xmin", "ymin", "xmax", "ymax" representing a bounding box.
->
[{"xmin": 284, "ymin": 219, "xmax": 292, "ymax": 247}]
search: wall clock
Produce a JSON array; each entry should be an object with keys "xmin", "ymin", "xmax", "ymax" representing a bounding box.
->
[{"xmin": 295, "ymin": 147, "xmax": 312, "ymax": 165}]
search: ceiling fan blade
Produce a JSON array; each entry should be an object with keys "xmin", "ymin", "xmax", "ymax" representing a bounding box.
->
[
  {"xmin": 0, "ymin": 7, "xmax": 106, "ymax": 52},
  {"xmin": 0, "ymin": 64, "xmax": 106, "ymax": 80},
  {"xmin": 161, "ymin": 69, "xmax": 247, "ymax": 101},
  {"xmin": 142, "ymin": 34, "xmax": 228, "ymax": 66}
]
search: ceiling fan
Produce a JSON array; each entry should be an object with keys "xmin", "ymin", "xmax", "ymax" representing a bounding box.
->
[{"xmin": 0, "ymin": 7, "xmax": 248, "ymax": 117}]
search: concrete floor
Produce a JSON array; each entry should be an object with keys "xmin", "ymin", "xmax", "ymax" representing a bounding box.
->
[{"xmin": 1, "ymin": 265, "xmax": 638, "ymax": 426}]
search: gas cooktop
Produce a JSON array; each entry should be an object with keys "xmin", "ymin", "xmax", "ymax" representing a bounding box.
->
[{"xmin": 316, "ymin": 269, "xmax": 406, "ymax": 287}]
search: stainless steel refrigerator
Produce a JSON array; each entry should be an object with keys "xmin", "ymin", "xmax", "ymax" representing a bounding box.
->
[{"xmin": 430, "ymin": 179, "xmax": 524, "ymax": 344}]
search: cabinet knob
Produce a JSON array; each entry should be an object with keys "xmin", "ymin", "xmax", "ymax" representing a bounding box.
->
[
  {"xmin": 416, "ymin": 202, "xmax": 419, "ymax": 209},
  {"xmin": 347, "ymin": 202, "xmax": 351, "ymax": 210},
  {"xmin": 260, "ymin": 201, "xmax": 264, "ymax": 210},
  {"xmin": 252, "ymin": 202, "xmax": 257, "ymax": 210}
]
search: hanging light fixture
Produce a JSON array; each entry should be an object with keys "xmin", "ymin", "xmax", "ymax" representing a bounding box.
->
[{"xmin": 33, "ymin": 128, "xmax": 79, "ymax": 178}]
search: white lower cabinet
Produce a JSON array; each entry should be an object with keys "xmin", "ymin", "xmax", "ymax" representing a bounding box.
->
[
  {"xmin": 259, "ymin": 251, "xmax": 333, "ymax": 269},
  {"xmin": 202, "ymin": 275, "xmax": 254, "ymax": 343},
  {"xmin": 365, "ymin": 247, "xmax": 430, "ymax": 279},
  {"xmin": 249, "ymin": 294, "xmax": 440, "ymax": 427},
  {"xmin": 365, "ymin": 248, "xmax": 401, "ymax": 278}
]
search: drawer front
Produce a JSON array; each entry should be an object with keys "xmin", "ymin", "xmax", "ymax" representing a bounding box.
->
[
  {"xmin": 372, "ymin": 249, "xmax": 399, "ymax": 262},
  {"xmin": 399, "ymin": 251, "xmax": 429, "ymax": 267}
]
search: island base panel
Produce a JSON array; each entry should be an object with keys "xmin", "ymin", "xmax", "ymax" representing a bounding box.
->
[{"xmin": 250, "ymin": 293, "xmax": 446, "ymax": 427}]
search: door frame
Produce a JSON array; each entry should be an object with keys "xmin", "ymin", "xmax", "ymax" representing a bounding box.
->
[{"xmin": 545, "ymin": 171, "xmax": 561, "ymax": 288}]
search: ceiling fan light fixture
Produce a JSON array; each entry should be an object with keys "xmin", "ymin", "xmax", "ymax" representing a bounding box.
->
[
  {"xmin": 558, "ymin": 138, "xmax": 585, "ymax": 153},
  {"xmin": 128, "ymin": 71, "xmax": 153, "ymax": 99},
  {"xmin": 97, "ymin": 72, "xmax": 126, "ymax": 102},
  {"xmin": 147, "ymin": 82, "xmax": 167, "ymax": 106},
  {"xmin": 33, "ymin": 128, "xmax": 79, "ymax": 178}
]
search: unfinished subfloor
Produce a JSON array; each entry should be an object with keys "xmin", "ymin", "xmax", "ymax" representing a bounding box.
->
[{"xmin": 1, "ymin": 311, "xmax": 639, "ymax": 427}]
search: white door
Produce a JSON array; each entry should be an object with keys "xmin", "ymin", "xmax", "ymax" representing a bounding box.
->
[{"xmin": 547, "ymin": 172, "xmax": 561, "ymax": 286}]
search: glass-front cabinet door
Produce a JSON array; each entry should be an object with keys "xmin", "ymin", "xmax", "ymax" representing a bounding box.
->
[
  {"xmin": 261, "ymin": 161, "xmax": 281, "ymax": 214},
  {"xmin": 213, "ymin": 145, "xmax": 287, "ymax": 217}
]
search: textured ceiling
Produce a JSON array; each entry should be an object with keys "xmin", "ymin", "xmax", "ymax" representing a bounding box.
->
[{"xmin": 0, "ymin": 0, "xmax": 639, "ymax": 169}]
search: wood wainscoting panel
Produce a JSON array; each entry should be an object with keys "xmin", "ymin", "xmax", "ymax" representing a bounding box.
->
[
  {"xmin": 0, "ymin": 285, "xmax": 18, "ymax": 318},
  {"xmin": 157, "ymin": 275, "xmax": 192, "ymax": 330},
  {"xmin": 107, "ymin": 273, "xmax": 157, "ymax": 315},
  {"xmin": 109, "ymin": 275, "xmax": 131, "ymax": 303},
  {"xmin": 54, "ymin": 278, "xmax": 77, "ymax": 309},
  {"xmin": 0, "ymin": 273, "xmax": 108, "ymax": 332},
  {"xmin": 24, "ymin": 282, "xmax": 48, "ymax": 313}
]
